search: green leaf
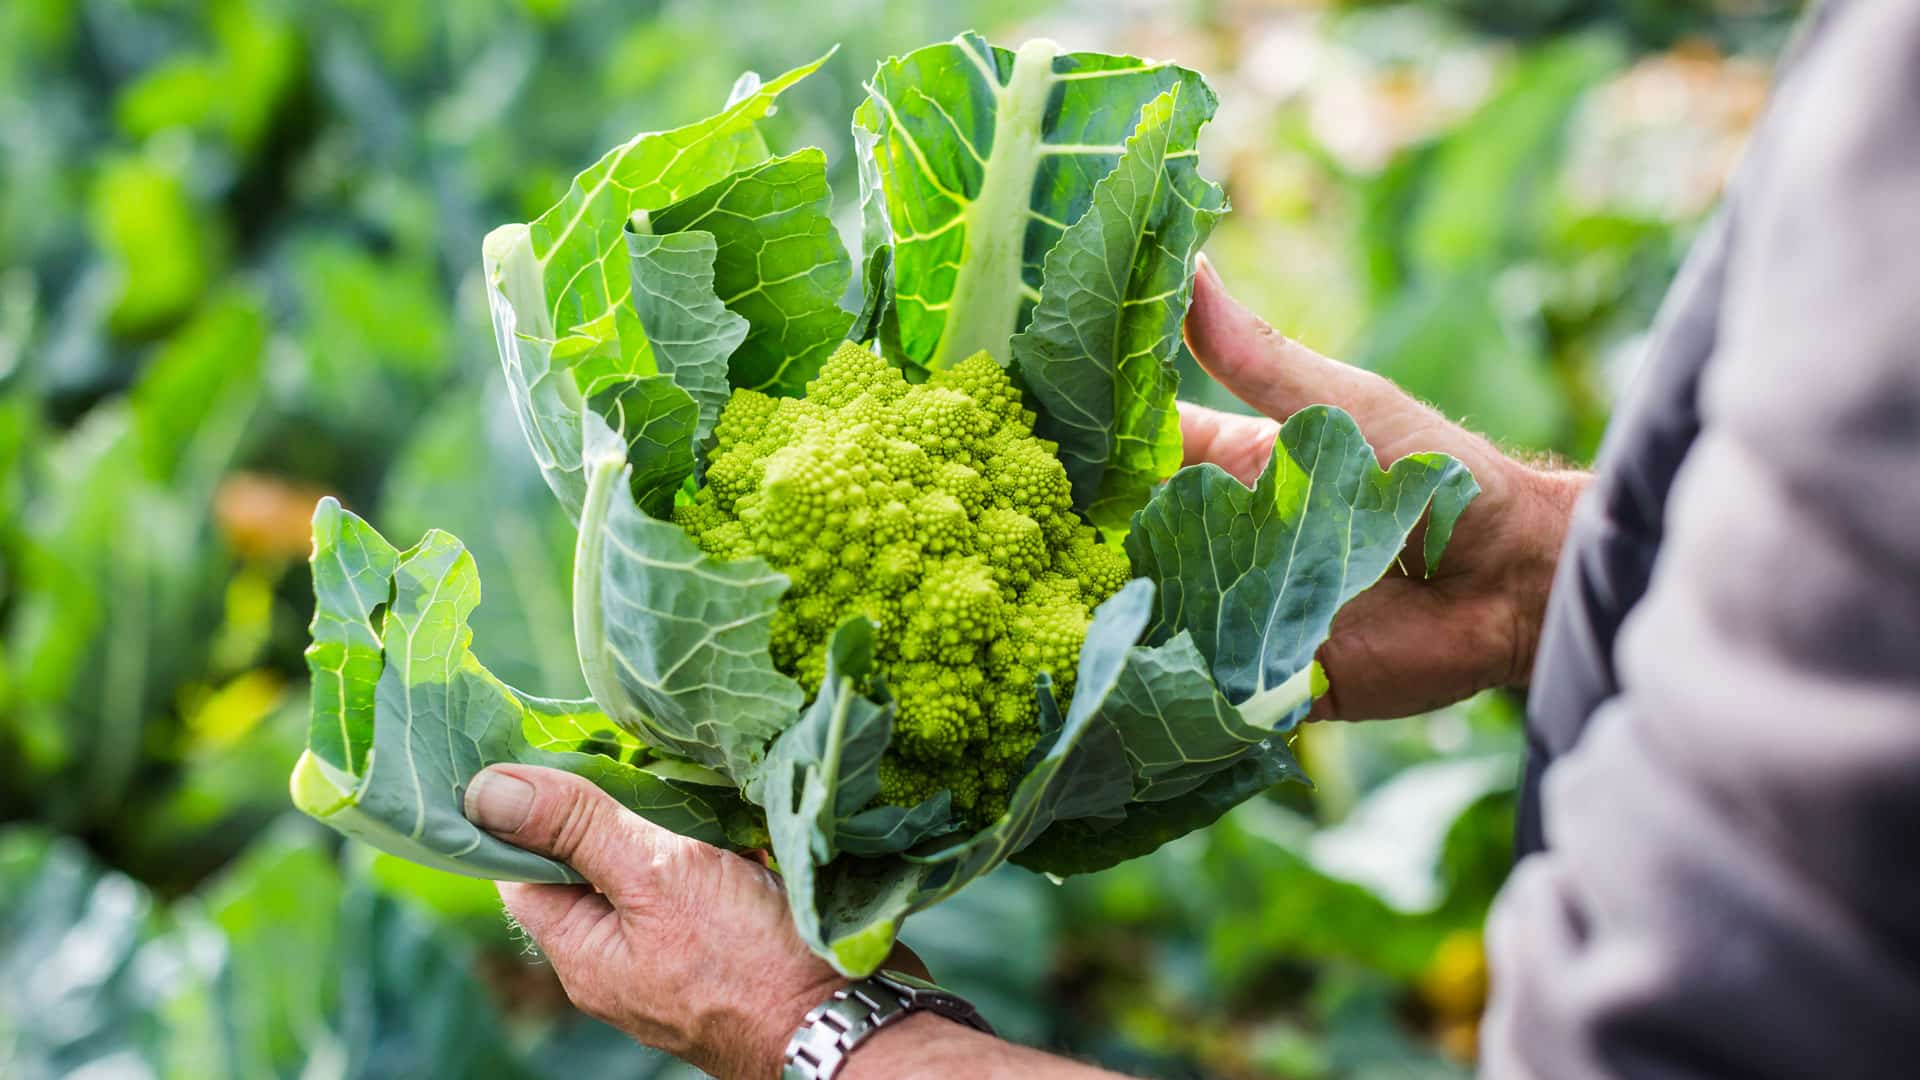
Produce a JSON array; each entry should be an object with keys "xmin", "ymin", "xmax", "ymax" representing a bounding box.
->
[
  {"xmin": 763, "ymin": 583, "xmax": 1160, "ymax": 975},
  {"xmin": 295, "ymin": 498, "xmax": 743, "ymax": 884},
  {"xmin": 856, "ymin": 33, "xmax": 1216, "ymax": 370},
  {"xmin": 1126, "ymin": 406, "xmax": 1478, "ymax": 728},
  {"xmin": 623, "ymin": 229, "xmax": 747, "ymax": 458},
  {"xmin": 198, "ymin": 829, "xmax": 345, "ymax": 1077},
  {"xmin": 849, "ymin": 104, "xmax": 910, "ymax": 370},
  {"xmin": 836, "ymin": 794, "xmax": 957, "ymax": 857},
  {"xmin": 1013, "ymin": 745, "xmax": 1299, "ymax": 877},
  {"xmin": 0, "ymin": 827, "xmax": 215, "ymax": 1077},
  {"xmin": 849, "ymin": 243, "xmax": 894, "ymax": 348},
  {"xmin": 91, "ymin": 154, "xmax": 219, "ymax": 337},
  {"xmin": 763, "ymin": 617, "xmax": 895, "ymax": 855},
  {"xmin": 589, "ymin": 373, "xmax": 700, "ymax": 517},
  {"xmin": 572, "ymin": 423, "xmax": 801, "ymax": 783},
  {"xmin": 1092, "ymin": 631, "xmax": 1295, "ymax": 803},
  {"xmin": 484, "ymin": 52, "xmax": 828, "ymax": 515},
  {"xmin": 1011, "ymin": 85, "xmax": 1227, "ymax": 538},
  {"xmin": 1013, "ymin": 614, "xmax": 1307, "ymax": 877},
  {"xmin": 649, "ymin": 148, "xmax": 855, "ymax": 394},
  {"xmin": 764, "ymin": 618, "xmax": 926, "ymax": 969},
  {"xmin": 130, "ymin": 293, "xmax": 267, "ymax": 491}
]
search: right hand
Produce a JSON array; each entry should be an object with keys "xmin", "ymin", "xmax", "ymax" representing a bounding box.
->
[{"xmin": 1179, "ymin": 255, "xmax": 1586, "ymax": 720}]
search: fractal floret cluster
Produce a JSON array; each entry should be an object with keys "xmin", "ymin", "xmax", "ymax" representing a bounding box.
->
[{"xmin": 674, "ymin": 341, "xmax": 1132, "ymax": 824}]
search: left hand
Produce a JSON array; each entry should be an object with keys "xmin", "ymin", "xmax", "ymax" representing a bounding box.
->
[
  {"xmin": 1176, "ymin": 256, "xmax": 1584, "ymax": 719},
  {"xmin": 464, "ymin": 764, "xmax": 859, "ymax": 1078}
]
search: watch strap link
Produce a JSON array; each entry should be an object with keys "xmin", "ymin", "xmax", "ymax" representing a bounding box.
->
[{"xmin": 781, "ymin": 971, "xmax": 993, "ymax": 1080}]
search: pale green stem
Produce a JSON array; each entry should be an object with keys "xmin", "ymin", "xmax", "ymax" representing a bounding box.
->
[
  {"xmin": 929, "ymin": 38, "xmax": 1058, "ymax": 369},
  {"xmin": 640, "ymin": 758, "xmax": 733, "ymax": 788},
  {"xmin": 574, "ymin": 452, "xmax": 649, "ymax": 739},
  {"xmin": 1237, "ymin": 661, "xmax": 1326, "ymax": 732},
  {"xmin": 816, "ymin": 677, "xmax": 854, "ymax": 824}
]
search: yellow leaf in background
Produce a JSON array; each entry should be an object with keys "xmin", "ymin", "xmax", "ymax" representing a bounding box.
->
[
  {"xmin": 213, "ymin": 565, "xmax": 278, "ymax": 672},
  {"xmin": 182, "ymin": 670, "xmax": 285, "ymax": 750}
]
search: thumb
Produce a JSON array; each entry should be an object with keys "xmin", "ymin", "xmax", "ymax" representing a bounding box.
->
[
  {"xmin": 465, "ymin": 764, "xmax": 658, "ymax": 899},
  {"xmin": 1184, "ymin": 254, "xmax": 1401, "ymax": 426}
]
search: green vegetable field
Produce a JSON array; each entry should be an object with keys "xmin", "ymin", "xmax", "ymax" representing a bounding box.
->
[{"xmin": 0, "ymin": 1, "xmax": 1796, "ymax": 1076}]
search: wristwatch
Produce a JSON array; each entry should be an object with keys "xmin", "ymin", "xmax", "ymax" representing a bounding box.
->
[{"xmin": 780, "ymin": 969, "xmax": 995, "ymax": 1079}]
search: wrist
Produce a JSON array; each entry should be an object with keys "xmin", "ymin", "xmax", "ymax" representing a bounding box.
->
[
  {"xmin": 837, "ymin": 1012, "xmax": 951, "ymax": 1080},
  {"xmin": 1502, "ymin": 465, "xmax": 1588, "ymax": 686},
  {"xmin": 769, "ymin": 970, "xmax": 997, "ymax": 1080},
  {"xmin": 719, "ymin": 971, "xmax": 849, "ymax": 1080}
]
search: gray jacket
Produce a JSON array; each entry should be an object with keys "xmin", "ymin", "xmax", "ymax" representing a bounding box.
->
[{"xmin": 1488, "ymin": 1, "xmax": 1920, "ymax": 1075}]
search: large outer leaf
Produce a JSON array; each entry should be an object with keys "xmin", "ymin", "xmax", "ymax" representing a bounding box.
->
[
  {"xmin": 294, "ymin": 499, "xmax": 745, "ymax": 884},
  {"xmin": 622, "ymin": 229, "xmax": 747, "ymax": 457},
  {"xmin": 763, "ymin": 618, "xmax": 894, "ymax": 858},
  {"xmin": 764, "ymin": 618, "xmax": 919, "ymax": 972},
  {"xmin": 572, "ymin": 422, "xmax": 801, "ymax": 783},
  {"xmin": 1012, "ymin": 86, "xmax": 1225, "ymax": 538},
  {"xmin": 855, "ymin": 33, "xmax": 1214, "ymax": 370},
  {"xmin": 1126, "ymin": 406, "xmax": 1478, "ymax": 727},
  {"xmin": 483, "ymin": 54, "xmax": 827, "ymax": 515},
  {"xmin": 1013, "ymin": 746, "xmax": 1299, "ymax": 877},
  {"xmin": 1011, "ymin": 623, "xmax": 1306, "ymax": 877},
  {"xmin": 1084, "ymin": 631, "xmax": 1289, "ymax": 804},
  {"xmin": 590, "ymin": 374, "xmax": 700, "ymax": 517},
  {"xmin": 649, "ymin": 148, "xmax": 855, "ymax": 395},
  {"xmin": 836, "ymin": 793, "xmax": 955, "ymax": 857}
]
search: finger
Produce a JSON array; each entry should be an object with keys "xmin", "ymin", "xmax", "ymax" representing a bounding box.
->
[
  {"xmin": 1310, "ymin": 577, "xmax": 1514, "ymax": 721},
  {"xmin": 1178, "ymin": 401, "xmax": 1278, "ymax": 485},
  {"xmin": 498, "ymin": 880, "xmax": 617, "ymax": 955},
  {"xmin": 465, "ymin": 764, "xmax": 660, "ymax": 900},
  {"xmin": 1184, "ymin": 254, "xmax": 1401, "ymax": 426}
]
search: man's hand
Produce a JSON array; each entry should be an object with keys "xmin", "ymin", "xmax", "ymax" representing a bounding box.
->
[
  {"xmin": 463, "ymin": 764, "xmax": 847, "ymax": 1079},
  {"xmin": 1180, "ymin": 256, "xmax": 1585, "ymax": 720}
]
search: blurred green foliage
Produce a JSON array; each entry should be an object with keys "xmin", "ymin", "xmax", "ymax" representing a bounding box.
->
[{"xmin": 0, "ymin": 0, "xmax": 1793, "ymax": 1076}]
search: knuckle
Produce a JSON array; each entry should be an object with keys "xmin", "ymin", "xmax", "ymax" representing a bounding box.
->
[
  {"xmin": 548, "ymin": 783, "xmax": 604, "ymax": 859},
  {"xmin": 1249, "ymin": 315, "xmax": 1285, "ymax": 343}
]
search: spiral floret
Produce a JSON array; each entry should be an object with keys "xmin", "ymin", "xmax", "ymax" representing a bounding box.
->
[{"xmin": 683, "ymin": 341, "xmax": 1131, "ymax": 828}]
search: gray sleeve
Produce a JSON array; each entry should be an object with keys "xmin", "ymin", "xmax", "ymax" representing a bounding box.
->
[{"xmin": 1482, "ymin": 4, "xmax": 1920, "ymax": 1077}]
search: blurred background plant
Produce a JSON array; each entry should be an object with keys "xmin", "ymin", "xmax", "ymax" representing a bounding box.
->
[{"xmin": 0, "ymin": 0, "xmax": 1796, "ymax": 1076}]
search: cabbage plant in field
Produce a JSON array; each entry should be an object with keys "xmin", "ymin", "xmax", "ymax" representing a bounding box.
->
[{"xmin": 290, "ymin": 34, "xmax": 1478, "ymax": 975}]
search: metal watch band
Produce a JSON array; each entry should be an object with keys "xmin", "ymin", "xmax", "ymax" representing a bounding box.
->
[{"xmin": 780, "ymin": 970, "xmax": 994, "ymax": 1080}]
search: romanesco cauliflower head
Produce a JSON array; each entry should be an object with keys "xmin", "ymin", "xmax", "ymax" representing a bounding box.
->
[{"xmin": 673, "ymin": 341, "xmax": 1132, "ymax": 825}]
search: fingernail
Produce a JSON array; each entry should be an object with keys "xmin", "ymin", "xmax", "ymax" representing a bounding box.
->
[
  {"xmin": 465, "ymin": 768, "xmax": 534, "ymax": 833},
  {"xmin": 1195, "ymin": 252, "xmax": 1224, "ymax": 291}
]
